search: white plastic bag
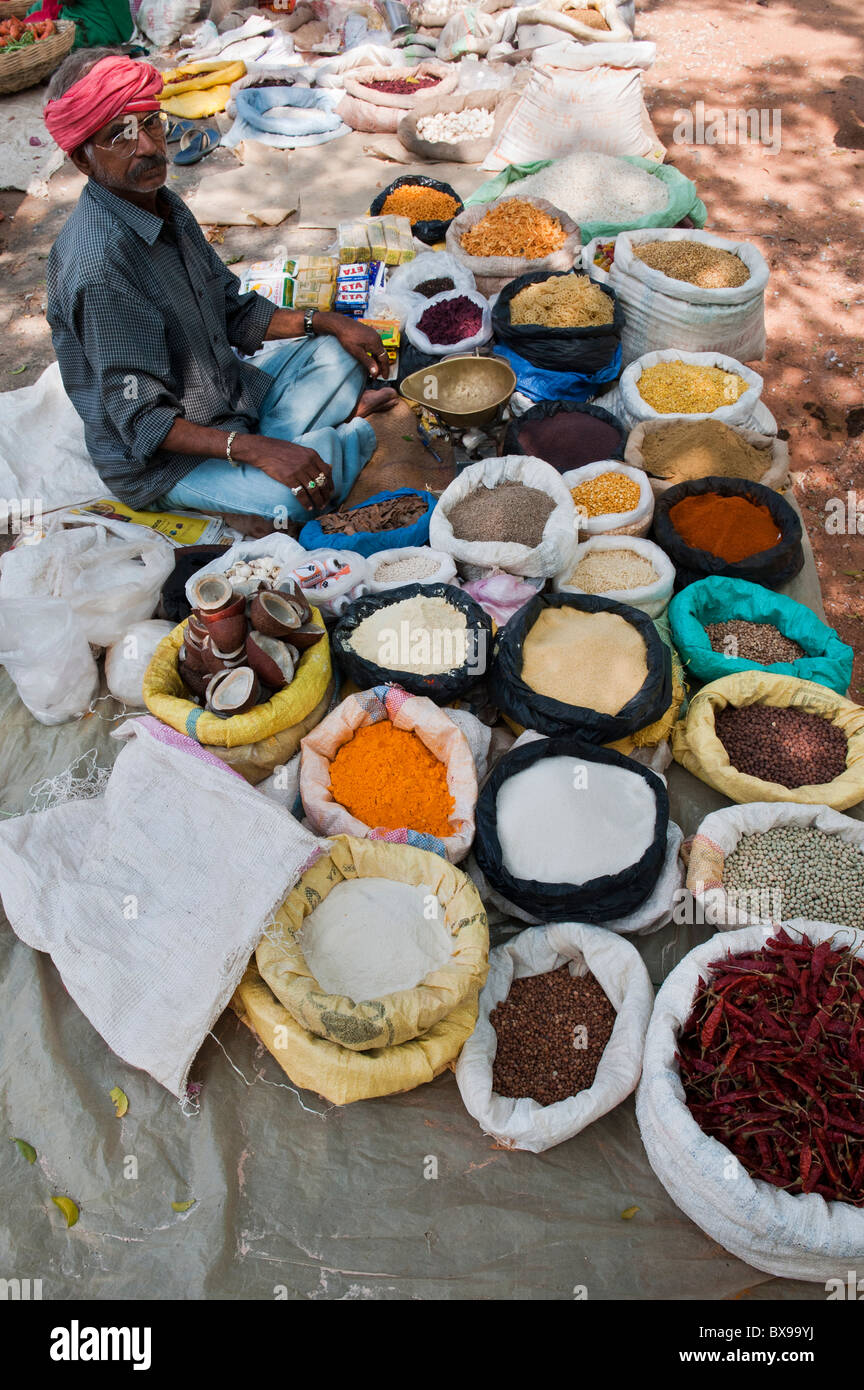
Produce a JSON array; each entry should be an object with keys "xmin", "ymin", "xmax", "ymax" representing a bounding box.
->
[
  {"xmin": 379, "ymin": 252, "xmax": 475, "ymax": 326},
  {"xmin": 617, "ymin": 349, "xmax": 764, "ymax": 429},
  {"xmin": 366, "ymin": 546, "xmax": 457, "ymax": 593},
  {"xmin": 184, "ymin": 533, "xmax": 308, "ymax": 606},
  {"xmin": 429, "ymin": 455, "xmax": 577, "ymax": 580},
  {"xmin": 624, "ymin": 416, "xmax": 790, "ymax": 497},
  {"xmin": 105, "ymin": 620, "xmax": 175, "ymax": 708},
  {"xmin": 0, "ymin": 596, "xmax": 99, "ymax": 726},
  {"xmin": 133, "ymin": 0, "xmax": 200, "ymax": 47},
  {"xmin": 561, "ymin": 460, "xmax": 655, "ymax": 537},
  {"xmin": 455, "ymin": 921, "xmax": 654, "ymax": 1152},
  {"xmin": 405, "ymin": 288, "xmax": 493, "ymax": 357},
  {"xmin": 637, "ymin": 919, "xmax": 864, "ymax": 1282},
  {"xmin": 554, "ymin": 534, "xmax": 675, "ymax": 618},
  {"xmin": 609, "ymin": 229, "xmax": 769, "ymax": 366}
]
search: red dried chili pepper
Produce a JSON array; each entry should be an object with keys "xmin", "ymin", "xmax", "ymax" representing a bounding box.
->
[{"xmin": 701, "ymin": 998, "xmax": 724, "ymax": 1049}]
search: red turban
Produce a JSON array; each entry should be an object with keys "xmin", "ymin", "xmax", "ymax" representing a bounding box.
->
[{"xmin": 44, "ymin": 55, "xmax": 163, "ymax": 155}]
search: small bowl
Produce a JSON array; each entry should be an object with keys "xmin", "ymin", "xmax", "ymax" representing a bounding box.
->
[
  {"xmin": 179, "ymin": 638, "xmax": 210, "ymax": 674},
  {"xmin": 246, "ymin": 633, "xmax": 297, "ymax": 690},
  {"xmin": 400, "ymin": 355, "xmax": 516, "ymax": 428},
  {"xmin": 198, "ymin": 592, "xmax": 246, "ymax": 625},
  {"xmin": 185, "ymin": 613, "xmax": 210, "ymax": 649}
]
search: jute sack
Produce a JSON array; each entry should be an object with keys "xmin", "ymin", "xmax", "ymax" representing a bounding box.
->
[
  {"xmin": 398, "ymin": 89, "xmax": 516, "ymax": 164},
  {"xmin": 637, "ymin": 920, "xmax": 864, "ymax": 1282},
  {"xmin": 446, "ymin": 195, "xmax": 580, "ymax": 298},
  {"xmin": 624, "ymin": 417, "xmax": 790, "ymax": 497},
  {"xmin": 338, "ymin": 62, "xmax": 457, "ymax": 133},
  {"xmin": 671, "ymin": 670, "xmax": 864, "ymax": 810},
  {"xmin": 299, "ymin": 684, "xmax": 478, "ymax": 862}
]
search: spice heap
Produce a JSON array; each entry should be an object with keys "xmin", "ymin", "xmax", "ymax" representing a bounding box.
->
[
  {"xmin": 415, "ymin": 275, "xmax": 455, "ymax": 298},
  {"xmin": 640, "ymin": 419, "xmax": 772, "ymax": 484},
  {"xmin": 417, "ymin": 294, "xmax": 482, "ymax": 345},
  {"xmin": 515, "ymin": 153, "xmax": 667, "ymax": 227},
  {"xmin": 509, "ymin": 273, "xmax": 614, "ymax": 327},
  {"xmin": 714, "ymin": 704, "xmax": 848, "ymax": 787},
  {"xmin": 515, "ymin": 410, "xmax": 623, "ymax": 472},
  {"xmin": 373, "ymin": 553, "xmax": 440, "ymax": 584},
  {"xmin": 678, "ymin": 928, "xmax": 864, "ymax": 1206},
  {"xmin": 723, "ymin": 826, "xmax": 864, "ymax": 930},
  {"xmin": 491, "ymin": 965, "xmax": 616, "ymax": 1106},
  {"xmin": 566, "ymin": 6, "xmax": 610, "ymax": 28},
  {"xmin": 632, "ymin": 241, "xmax": 750, "ymax": 288},
  {"xmin": 638, "ymin": 361, "xmax": 748, "ymax": 414},
  {"xmin": 329, "ymin": 722, "xmax": 455, "ymax": 837},
  {"xmin": 669, "ymin": 493, "xmax": 780, "ymax": 563},
  {"xmin": 461, "ymin": 199, "xmax": 567, "ymax": 260},
  {"xmin": 570, "ymin": 471, "xmax": 641, "ymax": 517},
  {"xmin": 381, "ymin": 184, "xmax": 461, "ymax": 222},
  {"xmin": 416, "ymin": 108, "xmax": 494, "ymax": 143},
  {"xmin": 348, "ymin": 593, "xmax": 469, "ymax": 675},
  {"xmin": 522, "ymin": 607, "xmax": 648, "ymax": 714},
  {"xmin": 318, "ymin": 494, "xmax": 427, "ymax": 535},
  {"xmin": 447, "ymin": 480, "xmax": 554, "ymax": 548},
  {"xmin": 565, "ymin": 548, "xmax": 658, "ymax": 594},
  {"xmin": 706, "ymin": 619, "xmax": 805, "ymax": 664},
  {"xmin": 361, "ymin": 75, "xmax": 441, "ymax": 94}
]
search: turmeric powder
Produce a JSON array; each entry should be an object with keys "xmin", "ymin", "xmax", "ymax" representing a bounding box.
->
[{"xmin": 329, "ymin": 721, "xmax": 456, "ymax": 838}]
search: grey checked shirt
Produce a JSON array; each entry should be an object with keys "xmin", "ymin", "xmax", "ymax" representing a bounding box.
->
[{"xmin": 46, "ymin": 180, "xmax": 278, "ymax": 508}]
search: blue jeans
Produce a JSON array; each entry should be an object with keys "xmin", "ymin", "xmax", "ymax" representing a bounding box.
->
[{"xmin": 161, "ymin": 336, "xmax": 376, "ymax": 523}]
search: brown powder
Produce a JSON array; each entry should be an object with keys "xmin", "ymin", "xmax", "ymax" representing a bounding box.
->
[
  {"xmin": 521, "ymin": 606, "xmax": 648, "ymax": 713},
  {"xmin": 447, "ymin": 480, "xmax": 555, "ymax": 548},
  {"xmin": 640, "ymin": 419, "xmax": 773, "ymax": 485}
]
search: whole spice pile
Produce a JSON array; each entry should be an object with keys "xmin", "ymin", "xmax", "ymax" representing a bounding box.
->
[
  {"xmin": 491, "ymin": 965, "xmax": 616, "ymax": 1106},
  {"xmin": 416, "ymin": 108, "xmax": 494, "ymax": 143},
  {"xmin": 509, "ymin": 273, "xmax": 614, "ymax": 328},
  {"xmin": 447, "ymin": 480, "xmax": 554, "ymax": 548},
  {"xmin": 638, "ymin": 361, "xmax": 748, "ymax": 414},
  {"xmin": 522, "ymin": 607, "xmax": 648, "ymax": 714},
  {"xmin": 318, "ymin": 494, "xmax": 427, "ymax": 535},
  {"xmin": 565, "ymin": 548, "xmax": 658, "ymax": 593},
  {"xmin": 640, "ymin": 419, "xmax": 772, "ymax": 484},
  {"xmin": 723, "ymin": 826, "xmax": 864, "ymax": 930},
  {"xmin": 714, "ymin": 704, "xmax": 848, "ymax": 787},
  {"xmin": 417, "ymin": 294, "xmax": 482, "ymax": 345},
  {"xmin": 381, "ymin": 185, "xmax": 460, "ymax": 223},
  {"xmin": 361, "ymin": 75, "xmax": 441, "ymax": 94},
  {"xmin": 461, "ymin": 199, "xmax": 567, "ymax": 260},
  {"xmin": 414, "ymin": 275, "xmax": 455, "ymax": 298},
  {"xmin": 678, "ymin": 928, "xmax": 864, "ymax": 1205},
  {"xmin": 570, "ymin": 471, "xmax": 641, "ymax": 517},
  {"xmin": 373, "ymin": 553, "xmax": 440, "ymax": 584},
  {"xmin": 593, "ymin": 239, "xmax": 616, "ymax": 272},
  {"xmin": 668, "ymin": 492, "xmax": 781, "ymax": 563},
  {"xmin": 329, "ymin": 722, "xmax": 455, "ymax": 837},
  {"xmin": 632, "ymin": 241, "xmax": 750, "ymax": 289},
  {"xmin": 515, "ymin": 410, "xmax": 623, "ymax": 472},
  {"xmin": 706, "ymin": 619, "xmax": 805, "ymax": 665}
]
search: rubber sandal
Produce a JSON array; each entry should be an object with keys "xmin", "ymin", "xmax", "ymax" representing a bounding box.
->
[
  {"xmin": 173, "ymin": 126, "xmax": 220, "ymax": 165},
  {"xmin": 165, "ymin": 117, "xmax": 197, "ymax": 144}
]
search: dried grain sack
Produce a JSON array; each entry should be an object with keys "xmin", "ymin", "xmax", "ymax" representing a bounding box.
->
[
  {"xmin": 447, "ymin": 480, "xmax": 555, "ymax": 549},
  {"xmin": 417, "ymin": 294, "xmax": 482, "ymax": 345},
  {"xmin": 571, "ymin": 471, "xmax": 642, "ymax": 517},
  {"xmin": 637, "ymin": 418, "xmax": 773, "ymax": 484},
  {"xmin": 490, "ymin": 966, "xmax": 616, "ymax": 1106},
  {"xmin": 522, "ymin": 606, "xmax": 648, "ymax": 714},
  {"xmin": 638, "ymin": 361, "xmax": 748, "ymax": 414},
  {"xmin": 513, "ymin": 152, "xmax": 668, "ymax": 227},
  {"xmin": 714, "ymin": 704, "xmax": 848, "ymax": 788},
  {"xmin": 723, "ymin": 826, "xmax": 864, "ymax": 931},
  {"xmin": 632, "ymin": 240, "xmax": 750, "ymax": 288},
  {"xmin": 566, "ymin": 548, "xmax": 658, "ymax": 593},
  {"xmin": 461, "ymin": 198, "xmax": 566, "ymax": 260},
  {"xmin": 381, "ymin": 184, "xmax": 461, "ymax": 222},
  {"xmin": 373, "ymin": 553, "xmax": 441, "ymax": 584},
  {"xmin": 348, "ymin": 593, "xmax": 469, "ymax": 676},
  {"xmin": 509, "ymin": 273, "xmax": 615, "ymax": 327},
  {"xmin": 706, "ymin": 620, "xmax": 804, "ymax": 665}
]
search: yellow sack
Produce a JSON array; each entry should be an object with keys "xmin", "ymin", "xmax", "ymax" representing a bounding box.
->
[
  {"xmin": 256, "ymin": 834, "xmax": 489, "ymax": 1050},
  {"xmin": 608, "ymin": 640, "xmax": 686, "ymax": 756},
  {"xmin": 161, "ymin": 87, "xmax": 234, "ymax": 119},
  {"xmin": 209, "ymin": 678, "xmax": 335, "ymax": 784},
  {"xmin": 142, "ymin": 609, "xmax": 331, "ymax": 748},
  {"xmin": 672, "ymin": 670, "xmax": 864, "ymax": 809},
  {"xmin": 158, "ymin": 60, "xmax": 246, "ymax": 98}
]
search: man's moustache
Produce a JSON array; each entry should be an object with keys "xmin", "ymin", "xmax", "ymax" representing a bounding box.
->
[{"xmin": 129, "ymin": 155, "xmax": 167, "ymax": 180}]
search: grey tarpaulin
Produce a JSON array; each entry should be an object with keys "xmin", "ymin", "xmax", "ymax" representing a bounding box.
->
[{"xmin": 0, "ymin": 501, "xmax": 859, "ymax": 1300}]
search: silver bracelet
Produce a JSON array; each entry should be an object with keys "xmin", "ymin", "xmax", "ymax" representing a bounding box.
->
[{"xmin": 226, "ymin": 430, "xmax": 239, "ymax": 466}]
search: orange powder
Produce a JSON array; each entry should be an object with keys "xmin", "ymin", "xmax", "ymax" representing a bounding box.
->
[
  {"xmin": 668, "ymin": 492, "xmax": 781, "ymax": 563},
  {"xmin": 329, "ymin": 721, "xmax": 455, "ymax": 838}
]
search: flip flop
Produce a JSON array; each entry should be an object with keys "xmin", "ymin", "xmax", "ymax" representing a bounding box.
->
[
  {"xmin": 164, "ymin": 117, "xmax": 196, "ymax": 144},
  {"xmin": 173, "ymin": 126, "xmax": 220, "ymax": 165}
]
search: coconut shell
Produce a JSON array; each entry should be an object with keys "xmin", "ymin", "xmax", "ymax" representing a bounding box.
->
[
  {"xmin": 206, "ymin": 666, "xmax": 261, "ymax": 716},
  {"xmin": 246, "ymin": 633, "xmax": 297, "ymax": 690}
]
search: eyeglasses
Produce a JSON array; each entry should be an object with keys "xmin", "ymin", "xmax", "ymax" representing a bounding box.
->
[{"xmin": 92, "ymin": 110, "xmax": 167, "ymax": 157}]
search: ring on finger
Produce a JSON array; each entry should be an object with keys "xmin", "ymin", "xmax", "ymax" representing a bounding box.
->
[{"xmin": 315, "ymin": 473, "xmax": 326, "ymax": 486}]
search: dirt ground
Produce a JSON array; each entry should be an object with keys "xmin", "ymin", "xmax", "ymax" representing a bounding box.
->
[{"xmin": 0, "ymin": 0, "xmax": 861, "ymax": 686}]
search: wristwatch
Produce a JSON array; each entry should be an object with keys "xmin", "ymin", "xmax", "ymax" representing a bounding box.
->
[{"xmin": 303, "ymin": 308, "xmax": 317, "ymax": 338}]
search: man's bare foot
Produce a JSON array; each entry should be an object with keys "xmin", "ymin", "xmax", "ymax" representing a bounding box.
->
[{"xmin": 355, "ymin": 386, "xmax": 399, "ymax": 418}]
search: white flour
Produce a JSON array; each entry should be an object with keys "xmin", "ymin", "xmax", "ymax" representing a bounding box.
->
[
  {"xmin": 298, "ymin": 878, "xmax": 454, "ymax": 1000},
  {"xmin": 496, "ymin": 755, "xmax": 657, "ymax": 884},
  {"xmin": 349, "ymin": 594, "xmax": 468, "ymax": 675}
]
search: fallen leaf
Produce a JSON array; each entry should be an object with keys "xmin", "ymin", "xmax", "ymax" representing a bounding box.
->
[
  {"xmin": 9, "ymin": 364, "xmax": 29, "ymax": 375},
  {"xmin": 109, "ymin": 1086, "xmax": 128, "ymax": 1118},
  {"xmin": 12, "ymin": 1137, "xmax": 36, "ymax": 1163},
  {"xmin": 402, "ymin": 434, "xmax": 415, "ymax": 442},
  {"xmin": 52, "ymin": 1195, "xmax": 79, "ymax": 1227},
  {"xmin": 171, "ymin": 1199, "xmax": 195, "ymax": 1213},
  {"xmin": 620, "ymin": 1206, "xmax": 639, "ymax": 1220}
]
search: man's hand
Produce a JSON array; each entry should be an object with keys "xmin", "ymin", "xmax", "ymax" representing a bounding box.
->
[
  {"xmin": 233, "ymin": 434, "xmax": 333, "ymax": 512},
  {"xmin": 318, "ymin": 312, "xmax": 391, "ymax": 381}
]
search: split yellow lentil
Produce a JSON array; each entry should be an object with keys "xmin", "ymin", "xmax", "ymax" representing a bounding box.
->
[
  {"xmin": 570, "ymin": 471, "xmax": 641, "ymax": 518},
  {"xmin": 637, "ymin": 360, "xmax": 748, "ymax": 415}
]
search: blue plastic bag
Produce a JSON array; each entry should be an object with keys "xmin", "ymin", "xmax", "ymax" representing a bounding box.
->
[
  {"xmin": 299, "ymin": 489, "xmax": 438, "ymax": 558},
  {"xmin": 492, "ymin": 343, "xmax": 622, "ymax": 404}
]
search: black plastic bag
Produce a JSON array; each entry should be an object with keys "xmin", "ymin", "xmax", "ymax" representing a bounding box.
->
[
  {"xmin": 474, "ymin": 735, "xmax": 670, "ymax": 923},
  {"xmin": 369, "ymin": 176, "xmax": 464, "ymax": 246},
  {"xmin": 651, "ymin": 474, "xmax": 805, "ymax": 592},
  {"xmin": 503, "ymin": 400, "xmax": 627, "ymax": 470},
  {"xmin": 331, "ymin": 581, "xmax": 494, "ymax": 702},
  {"xmin": 489, "ymin": 592, "xmax": 672, "ymax": 743},
  {"xmin": 492, "ymin": 270, "xmax": 623, "ymax": 373}
]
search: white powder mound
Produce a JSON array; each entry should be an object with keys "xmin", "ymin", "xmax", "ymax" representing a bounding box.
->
[
  {"xmin": 349, "ymin": 594, "xmax": 469, "ymax": 675},
  {"xmin": 514, "ymin": 153, "xmax": 668, "ymax": 227},
  {"xmin": 298, "ymin": 878, "xmax": 454, "ymax": 1001},
  {"xmin": 496, "ymin": 755, "xmax": 657, "ymax": 885}
]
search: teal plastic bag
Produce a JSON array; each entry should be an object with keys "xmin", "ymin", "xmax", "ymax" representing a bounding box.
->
[
  {"xmin": 668, "ymin": 576, "xmax": 853, "ymax": 695},
  {"xmin": 465, "ymin": 157, "xmax": 707, "ymax": 245}
]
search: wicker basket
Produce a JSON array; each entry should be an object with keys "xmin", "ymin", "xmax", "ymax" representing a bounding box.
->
[
  {"xmin": 0, "ymin": 0, "xmax": 36, "ymax": 18},
  {"xmin": 0, "ymin": 18, "xmax": 75, "ymax": 95}
]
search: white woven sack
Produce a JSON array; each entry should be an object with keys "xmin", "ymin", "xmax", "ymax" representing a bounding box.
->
[
  {"xmin": 380, "ymin": 252, "xmax": 475, "ymax": 325},
  {"xmin": 366, "ymin": 546, "xmax": 457, "ymax": 593},
  {"xmin": 618, "ymin": 349, "xmax": 764, "ymax": 429},
  {"xmin": 581, "ymin": 234, "xmax": 613, "ymax": 283},
  {"xmin": 436, "ymin": 6, "xmax": 518, "ymax": 61},
  {"xmin": 405, "ymin": 289, "xmax": 492, "ymax": 357},
  {"xmin": 684, "ymin": 801, "xmax": 864, "ymax": 931},
  {"xmin": 515, "ymin": 0, "xmax": 633, "ymax": 48},
  {"xmin": 455, "ymin": 921, "xmax": 653, "ymax": 1152},
  {"xmin": 610, "ymin": 229, "xmax": 769, "ymax": 366},
  {"xmin": 553, "ymin": 534, "xmax": 675, "ymax": 617},
  {"xmin": 637, "ymin": 919, "xmax": 864, "ymax": 1281},
  {"xmin": 624, "ymin": 416, "xmax": 790, "ymax": 498},
  {"xmin": 561, "ymin": 460, "xmax": 654, "ymax": 537},
  {"xmin": 429, "ymin": 455, "xmax": 577, "ymax": 580}
]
